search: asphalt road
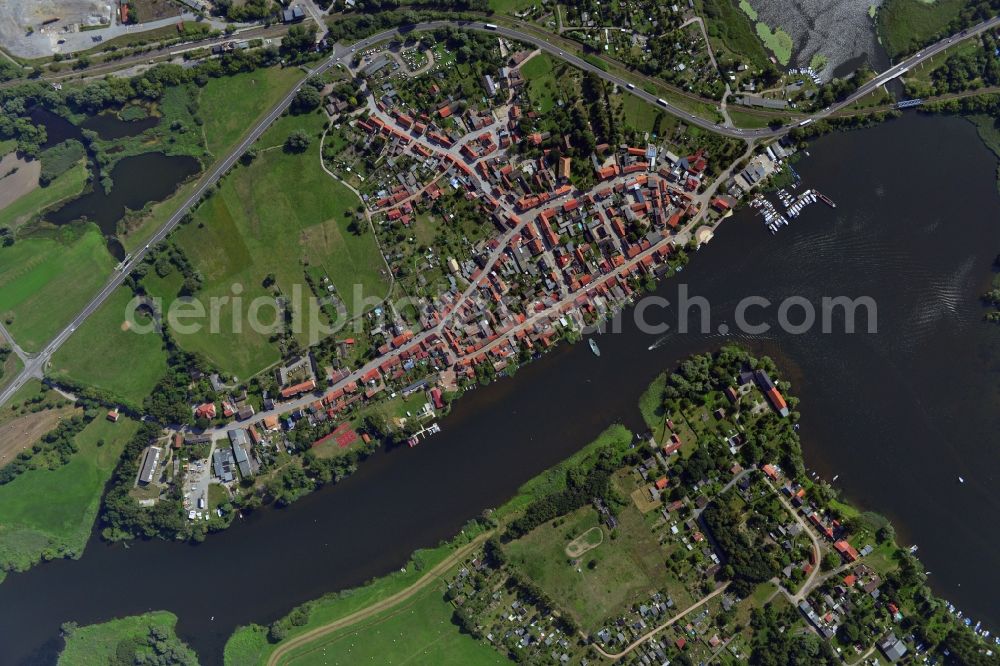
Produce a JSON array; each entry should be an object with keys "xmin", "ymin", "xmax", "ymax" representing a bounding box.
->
[
  {"xmin": 1, "ymin": 15, "xmax": 998, "ymax": 409},
  {"xmin": 481, "ymin": 15, "xmax": 1000, "ymax": 138}
]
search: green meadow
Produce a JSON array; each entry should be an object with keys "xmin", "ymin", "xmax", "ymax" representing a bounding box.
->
[
  {"xmin": 274, "ymin": 583, "xmax": 504, "ymax": 666},
  {"xmin": 199, "ymin": 66, "xmax": 305, "ymax": 156},
  {"xmin": 225, "ymin": 542, "xmax": 470, "ymax": 665},
  {"xmin": 159, "ymin": 110, "xmax": 388, "ymax": 379},
  {"xmin": 521, "ymin": 53, "xmax": 558, "ymax": 113},
  {"xmin": 0, "ymin": 415, "xmax": 138, "ymax": 581},
  {"xmin": 878, "ymin": 0, "xmax": 966, "ymax": 58},
  {"xmin": 50, "ymin": 288, "xmax": 168, "ymax": 406},
  {"xmin": 0, "ymin": 226, "xmax": 115, "ymax": 352}
]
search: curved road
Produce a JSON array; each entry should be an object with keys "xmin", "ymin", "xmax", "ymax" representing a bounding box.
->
[{"xmin": 1, "ymin": 15, "xmax": 997, "ymax": 409}]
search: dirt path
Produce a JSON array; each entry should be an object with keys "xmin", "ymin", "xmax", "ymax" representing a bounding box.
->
[{"xmin": 266, "ymin": 532, "xmax": 491, "ymax": 666}]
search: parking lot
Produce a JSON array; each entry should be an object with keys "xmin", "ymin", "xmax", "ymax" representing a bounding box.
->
[{"xmin": 182, "ymin": 455, "xmax": 213, "ymax": 518}]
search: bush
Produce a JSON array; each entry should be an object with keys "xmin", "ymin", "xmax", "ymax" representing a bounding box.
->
[{"xmin": 284, "ymin": 130, "xmax": 311, "ymax": 153}]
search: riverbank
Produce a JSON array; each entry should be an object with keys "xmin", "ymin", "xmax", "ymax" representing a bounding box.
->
[
  {"xmin": 3, "ymin": 112, "xmax": 1000, "ymax": 665},
  {"xmin": 61, "ymin": 346, "xmax": 994, "ymax": 665}
]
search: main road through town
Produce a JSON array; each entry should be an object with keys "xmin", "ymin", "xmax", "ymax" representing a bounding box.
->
[{"xmin": 0, "ymin": 14, "xmax": 997, "ymax": 409}]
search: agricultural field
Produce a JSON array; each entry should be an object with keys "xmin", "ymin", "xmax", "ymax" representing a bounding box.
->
[
  {"xmin": 57, "ymin": 610, "xmax": 197, "ymax": 666},
  {"xmin": 161, "ymin": 109, "xmax": 390, "ymax": 379},
  {"xmin": 0, "ymin": 399, "xmax": 79, "ymax": 466},
  {"xmin": 0, "ymin": 70, "xmax": 298, "ymax": 360},
  {"xmin": 0, "ymin": 415, "xmax": 139, "ymax": 581},
  {"xmin": 49, "ymin": 288, "xmax": 168, "ymax": 406},
  {"xmin": 0, "ymin": 226, "xmax": 116, "ymax": 353},
  {"xmin": 878, "ymin": 0, "xmax": 966, "ymax": 58}
]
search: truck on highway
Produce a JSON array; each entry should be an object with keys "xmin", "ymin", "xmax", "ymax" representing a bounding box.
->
[
  {"xmin": 656, "ymin": 98, "xmax": 668, "ymax": 107},
  {"xmin": 484, "ymin": 23, "xmax": 498, "ymax": 30},
  {"xmin": 798, "ymin": 119, "xmax": 813, "ymax": 127}
]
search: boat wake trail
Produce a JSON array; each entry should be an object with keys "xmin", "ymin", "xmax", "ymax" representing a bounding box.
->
[{"xmin": 647, "ymin": 334, "xmax": 671, "ymax": 351}]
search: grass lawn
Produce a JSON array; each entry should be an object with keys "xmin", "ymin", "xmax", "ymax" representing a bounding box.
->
[
  {"xmin": 225, "ymin": 541, "xmax": 473, "ymax": 665},
  {"xmin": 276, "ymin": 583, "xmax": 505, "ymax": 666},
  {"xmin": 621, "ymin": 94, "xmax": 669, "ymax": 136},
  {"xmin": 729, "ymin": 108, "xmax": 787, "ymax": 128},
  {"xmin": 0, "ymin": 350, "xmax": 21, "ymax": 391},
  {"xmin": 521, "ymin": 53, "xmax": 558, "ymax": 114},
  {"xmin": 0, "ymin": 226, "xmax": 115, "ymax": 353},
  {"xmin": 878, "ymin": 0, "xmax": 966, "ymax": 58},
  {"xmin": 0, "ymin": 158, "xmax": 89, "ymax": 230},
  {"xmin": 0, "ymin": 415, "xmax": 138, "ymax": 579},
  {"xmin": 489, "ymin": 0, "xmax": 537, "ymax": 14},
  {"xmin": 199, "ymin": 65, "xmax": 305, "ymax": 157},
  {"xmin": 165, "ymin": 110, "xmax": 388, "ymax": 379},
  {"xmin": 49, "ymin": 287, "xmax": 168, "ymax": 406},
  {"xmin": 58, "ymin": 610, "xmax": 197, "ymax": 666}
]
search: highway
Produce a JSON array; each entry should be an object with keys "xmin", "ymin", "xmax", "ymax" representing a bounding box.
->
[{"xmin": 1, "ymin": 15, "xmax": 998, "ymax": 409}]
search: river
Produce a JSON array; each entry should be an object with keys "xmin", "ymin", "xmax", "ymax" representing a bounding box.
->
[{"xmin": 1, "ymin": 112, "xmax": 998, "ymax": 664}]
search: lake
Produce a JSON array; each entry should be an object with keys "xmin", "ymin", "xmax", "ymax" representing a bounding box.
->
[
  {"xmin": 80, "ymin": 111, "xmax": 161, "ymax": 140},
  {"xmin": 0, "ymin": 112, "xmax": 997, "ymax": 664},
  {"xmin": 27, "ymin": 107, "xmax": 200, "ymax": 258},
  {"xmin": 44, "ymin": 151, "xmax": 201, "ymax": 238},
  {"xmin": 746, "ymin": 0, "xmax": 891, "ymax": 77}
]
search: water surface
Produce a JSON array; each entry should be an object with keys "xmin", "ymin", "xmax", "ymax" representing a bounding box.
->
[
  {"xmin": 44, "ymin": 152, "xmax": 200, "ymax": 238},
  {"xmin": 80, "ymin": 111, "xmax": 160, "ymax": 140},
  {"xmin": 0, "ymin": 113, "xmax": 997, "ymax": 664}
]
